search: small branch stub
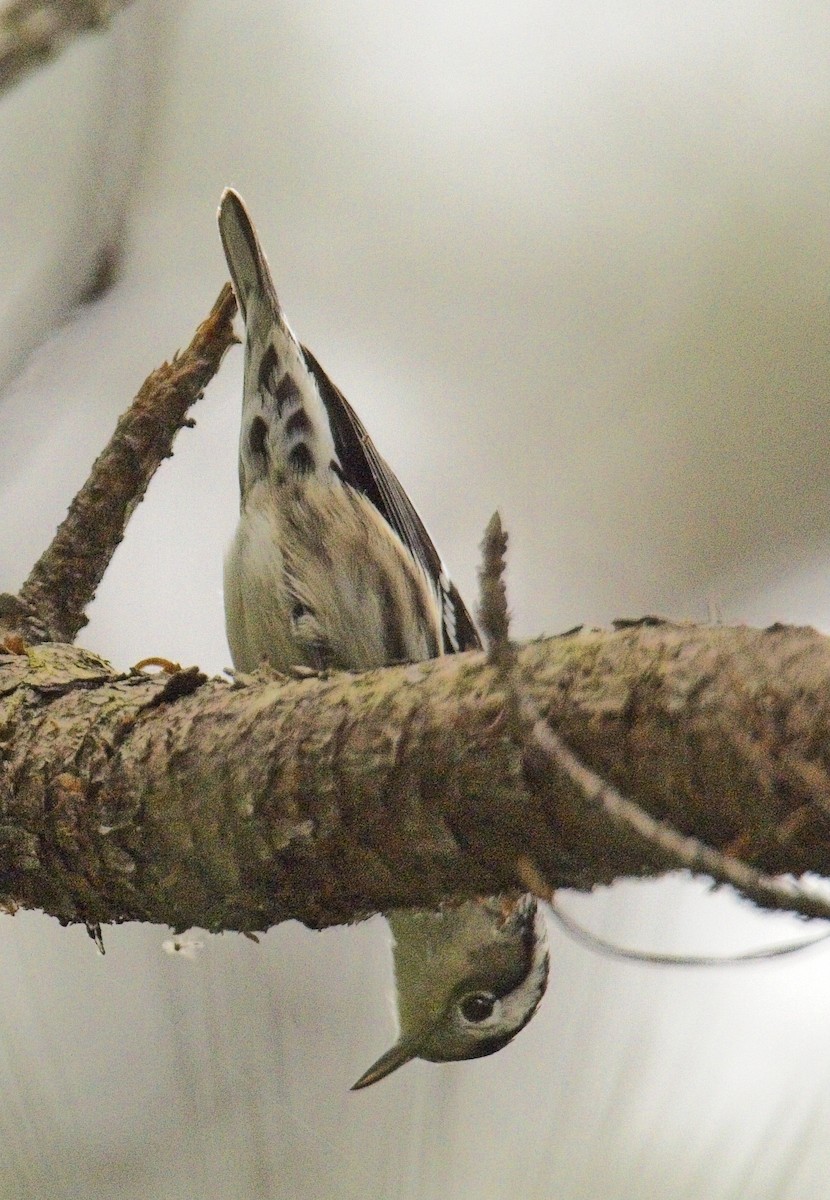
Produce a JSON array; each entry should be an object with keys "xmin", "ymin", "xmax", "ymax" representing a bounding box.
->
[{"xmin": 477, "ymin": 510, "xmax": 515, "ymax": 670}]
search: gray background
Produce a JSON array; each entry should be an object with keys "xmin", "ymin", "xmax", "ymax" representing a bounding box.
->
[{"xmin": 1, "ymin": 3, "xmax": 829, "ymax": 1196}]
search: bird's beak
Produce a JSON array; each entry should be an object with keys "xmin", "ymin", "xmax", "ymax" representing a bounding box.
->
[{"xmin": 350, "ymin": 1034, "xmax": 421, "ymax": 1090}]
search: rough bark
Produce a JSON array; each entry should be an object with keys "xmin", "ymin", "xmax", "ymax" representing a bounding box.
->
[{"xmin": 2, "ymin": 621, "xmax": 830, "ymax": 934}]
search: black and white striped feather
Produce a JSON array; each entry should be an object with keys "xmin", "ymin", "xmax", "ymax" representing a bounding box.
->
[
  {"xmin": 301, "ymin": 348, "xmax": 480, "ymax": 654},
  {"xmin": 219, "ymin": 191, "xmax": 547, "ymax": 1088},
  {"xmin": 218, "ymin": 187, "xmax": 481, "ymax": 659}
]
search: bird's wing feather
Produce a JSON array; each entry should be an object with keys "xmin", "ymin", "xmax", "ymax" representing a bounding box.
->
[
  {"xmin": 219, "ymin": 188, "xmax": 481, "ymax": 655},
  {"xmin": 302, "ymin": 347, "xmax": 481, "ymax": 654}
]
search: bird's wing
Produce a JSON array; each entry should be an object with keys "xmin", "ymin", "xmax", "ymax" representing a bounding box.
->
[{"xmin": 302, "ymin": 347, "xmax": 481, "ymax": 654}]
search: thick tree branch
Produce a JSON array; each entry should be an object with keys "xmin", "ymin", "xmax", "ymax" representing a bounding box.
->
[
  {"xmin": 3, "ymin": 622, "xmax": 830, "ymax": 934},
  {"xmin": 2, "ymin": 278, "xmax": 828, "ymax": 945},
  {"xmin": 0, "ymin": 0, "xmax": 134, "ymax": 95},
  {"xmin": 1, "ymin": 284, "xmax": 237, "ymax": 643}
]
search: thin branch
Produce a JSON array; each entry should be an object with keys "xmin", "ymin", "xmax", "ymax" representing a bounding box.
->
[
  {"xmin": 476, "ymin": 524, "xmax": 830, "ymax": 933},
  {"xmin": 477, "ymin": 510, "xmax": 514, "ymax": 669},
  {"xmin": 524, "ymin": 706, "xmax": 830, "ymax": 921},
  {"xmin": 0, "ymin": 0, "xmax": 133, "ymax": 95},
  {"xmin": 3, "ymin": 284, "xmax": 237, "ymax": 643},
  {"xmin": 545, "ymin": 896, "xmax": 830, "ymax": 966}
]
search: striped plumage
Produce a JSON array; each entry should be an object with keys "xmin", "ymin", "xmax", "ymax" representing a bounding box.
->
[
  {"xmin": 217, "ymin": 190, "xmax": 548, "ymax": 1088},
  {"xmin": 218, "ymin": 188, "xmax": 481, "ymax": 675}
]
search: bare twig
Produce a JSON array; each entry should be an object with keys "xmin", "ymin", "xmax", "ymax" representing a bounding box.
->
[
  {"xmin": 524, "ymin": 705, "xmax": 830, "ymax": 922},
  {"xmin": 5, "ymin": 284, "xmax": 237, "ymax": 643},
  {"xmin": 515, "ymin": 854, "xmax": 830, "ymax": 966},
  {"xmin": 0, "ymin": 0, "xmax": 134, "ymax": 95},
  {"xmin": 473, "ymin": 519, "xmax": 830, "ymax": 930},
  {"xmin": 477, "ymin": 510, "xmax": 515, "ymax": 670},
  {"xmin": 546, "ymin": 896, "xmax": 830, "ymax": 966},
  {"xmin": 463, "ymin": 521, "xmax": 830, "ymax": 938}
]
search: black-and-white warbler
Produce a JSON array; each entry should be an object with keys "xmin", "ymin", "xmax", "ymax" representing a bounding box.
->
[{"xmin": 218, "ymin": 189, "xmax": 549, "ymax": 1088}]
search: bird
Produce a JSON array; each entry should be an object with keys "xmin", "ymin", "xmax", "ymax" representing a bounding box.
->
[{"xmin": 217, "ymin": 187, "xmax": 549, "ymax": 1089}]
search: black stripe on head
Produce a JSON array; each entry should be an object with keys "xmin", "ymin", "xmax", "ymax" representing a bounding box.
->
[{"xmin": 448, "ymin": 1031, "xmax": 517, "ymax": 1060}]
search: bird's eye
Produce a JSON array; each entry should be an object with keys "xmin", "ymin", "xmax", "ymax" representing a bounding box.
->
[
  {"xmin": 460, "ymin": 992, "xmax": 496, "ymax": 1023},
  {"xmin": 291, "ymin": 601, "xmax": 312, "ymax": 623}
]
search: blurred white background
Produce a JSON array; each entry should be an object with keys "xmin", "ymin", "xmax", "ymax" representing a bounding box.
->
[{"xmin": 1, "ymin": 2, "xmax": 830, "ymax": 1197}]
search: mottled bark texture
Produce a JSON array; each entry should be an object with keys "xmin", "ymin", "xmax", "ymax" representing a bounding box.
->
[{"xmin": 2, "ymin": 622, "xmax": 830, "ymax": 934}]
